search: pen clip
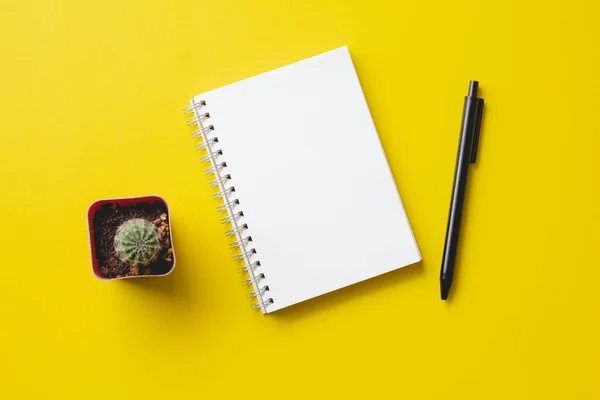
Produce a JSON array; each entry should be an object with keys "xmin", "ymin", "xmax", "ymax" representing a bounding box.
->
[{"xmin": 470, "ymin": 98, "xmax": 484, "ymax": 164}]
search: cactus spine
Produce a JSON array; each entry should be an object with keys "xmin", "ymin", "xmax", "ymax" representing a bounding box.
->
[{"xmin": 114, "ymin": 219, "xmax": 161, "ymax": 267}]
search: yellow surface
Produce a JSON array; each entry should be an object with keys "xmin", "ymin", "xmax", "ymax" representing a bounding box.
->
[{"xmin": 1, "ymin": 0, "xmax": 599, "ymax": 398}]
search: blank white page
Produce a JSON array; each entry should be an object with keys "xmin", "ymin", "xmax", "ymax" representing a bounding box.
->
[{"xmin": 193, "ymin": 46, "xmax": 420, "ymax": 313}]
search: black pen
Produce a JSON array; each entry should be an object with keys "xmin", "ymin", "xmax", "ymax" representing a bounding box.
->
[{"xmin": 440, "ymin": 81, "xmax": 484, "ymax": 300}]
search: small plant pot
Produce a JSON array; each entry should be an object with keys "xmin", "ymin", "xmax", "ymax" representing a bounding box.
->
[{"xmin": 87, "ymin": 195, "xmax": 176, "ymax": 280}]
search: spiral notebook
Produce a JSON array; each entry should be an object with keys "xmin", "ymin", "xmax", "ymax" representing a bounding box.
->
[{"xmin": 185, "ymin": 46, "xmax": 420, "ymax": 313}]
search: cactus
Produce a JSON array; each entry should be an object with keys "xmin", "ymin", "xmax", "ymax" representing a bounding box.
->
[{"xmin": 114, "ymin": 219, "xmax": 161, "ymax": 267}]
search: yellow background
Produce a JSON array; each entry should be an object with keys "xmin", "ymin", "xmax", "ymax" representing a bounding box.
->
[{"xmin": 1, "ymin": 0, "xmax": 599, "ymax": 398}]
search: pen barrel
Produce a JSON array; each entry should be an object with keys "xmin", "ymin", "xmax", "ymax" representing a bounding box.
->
[{"xmin": 440, "ymin": 95, "xmax": 480, "ymax": 283}]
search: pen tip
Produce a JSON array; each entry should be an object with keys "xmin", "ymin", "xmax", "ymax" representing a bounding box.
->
[
  {"xmin": 468, "ymin": 81, "xmax": 479, "ymax": 97},
  {"xmin": 440, "ymin": 280, "xmax": 451, "ymax": 300}
]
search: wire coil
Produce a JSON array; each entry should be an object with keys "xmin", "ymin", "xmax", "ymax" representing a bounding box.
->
[
  {"xmin": 191, "ymin": 125, "xmax": 215, "ymax": 138},
  {"xmin": 221, "ymin": 211, "xmax": 244, "ymax": 225},
  {"xmin": 217, "ymin": 199, "xmax": 239, "ymax": 213},
  {"xmin": 204, "ymin": 161, "xmax": 227, "ymax": 176},
  {"xmin": 196, "ymin": 137, "xmax": 219, "ymax": 151},
  {"xmin": 200, "ymin": 149, "xmax": 223, "ymax": 163},
  {"xmin": 243, "ymin": 273, "xmax": 265, "ymax": 287},
  {"xmin": 209, "ymin": 174, "xmax": 231, "ymax": 188},
  {"xmin": 238, "ymin": 261, "xmax": 261, "ymax": 274},
  {"xmin": 213, "ymin": 186, "xmax": 236, "ymax": 200},
  {"xmin": 229, "ymin": 234, "xmax": 251, "ymax": 247},
  {"xmin": 233, "ymin": 248, "xmax": 256, "ymax": 262},
  {"xmin": 225, "ymin": 223, "xmax": 248, "ymax": 237},
  {"xmin": 185, "ymin": 98, "xmax": 274, "ymax": 312}
]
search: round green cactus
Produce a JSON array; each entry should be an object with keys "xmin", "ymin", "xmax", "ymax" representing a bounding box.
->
[{"xmin": 114, "ymin": 219, "xmax": 161, "ymax": 267}]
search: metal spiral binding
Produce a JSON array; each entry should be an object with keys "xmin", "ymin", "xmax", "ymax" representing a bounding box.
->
[
  {"xmin": 217, "ymin": 199, "xmax": 239, "ymax": 213},
  {"xmin": 200, "ymin": 149, "xmax": 223, "ymax": 163},
  {"xmin": 212, "ymin": 186, "xmax": 235, "ymax": 200},
  {"xmin": 187, "ymin": 112, "xmax": 210, "ymax": 125},
  {"xmin": 251, "ymin": 298, "xmax": 274, "ymax": 310},
  {"xmin": 185, "ymin": 98, "xmax": 273, "ymax": 312},
  {"xmin": 225, "ymin": 223, "xmax": 248, "ymax": 237},
  {"xmin": 238, "ymin": 261, "xmax": 261, "ymax": 274},
  {"xmin": 221, "ymin": 211, "xmax": 244, "ymax": 225},
  {"xmin": 229, "ymin": 234, "xmax": 251, "ymax": 247},
  {"xmin": 247, "ymin": 284, "xmax": 269, "ymax": 299},
  {"xmin": 204, "ymin": 161, "xmax": 227, "ymax": 176},
  {"xmin": 191, "ymin": 125, "xmax": 215, "ymax": 138},
  {"xmin": 243, "ymin": 273, "xmax": 265, "ymax": 287},
  {"xmin": 209, "ymin": 174, "xmax": 231, "ymax": 188},
  {"xmin": 233, "ymin": 248, "xmax": 256, "ymax": 262},
  {"xmin": 183, "ymin": 100, "xmax": 205, "ymax": 113},
  {"xmin": 196, "ymin": 137, "xmax": 218, "ymax": 151}
]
